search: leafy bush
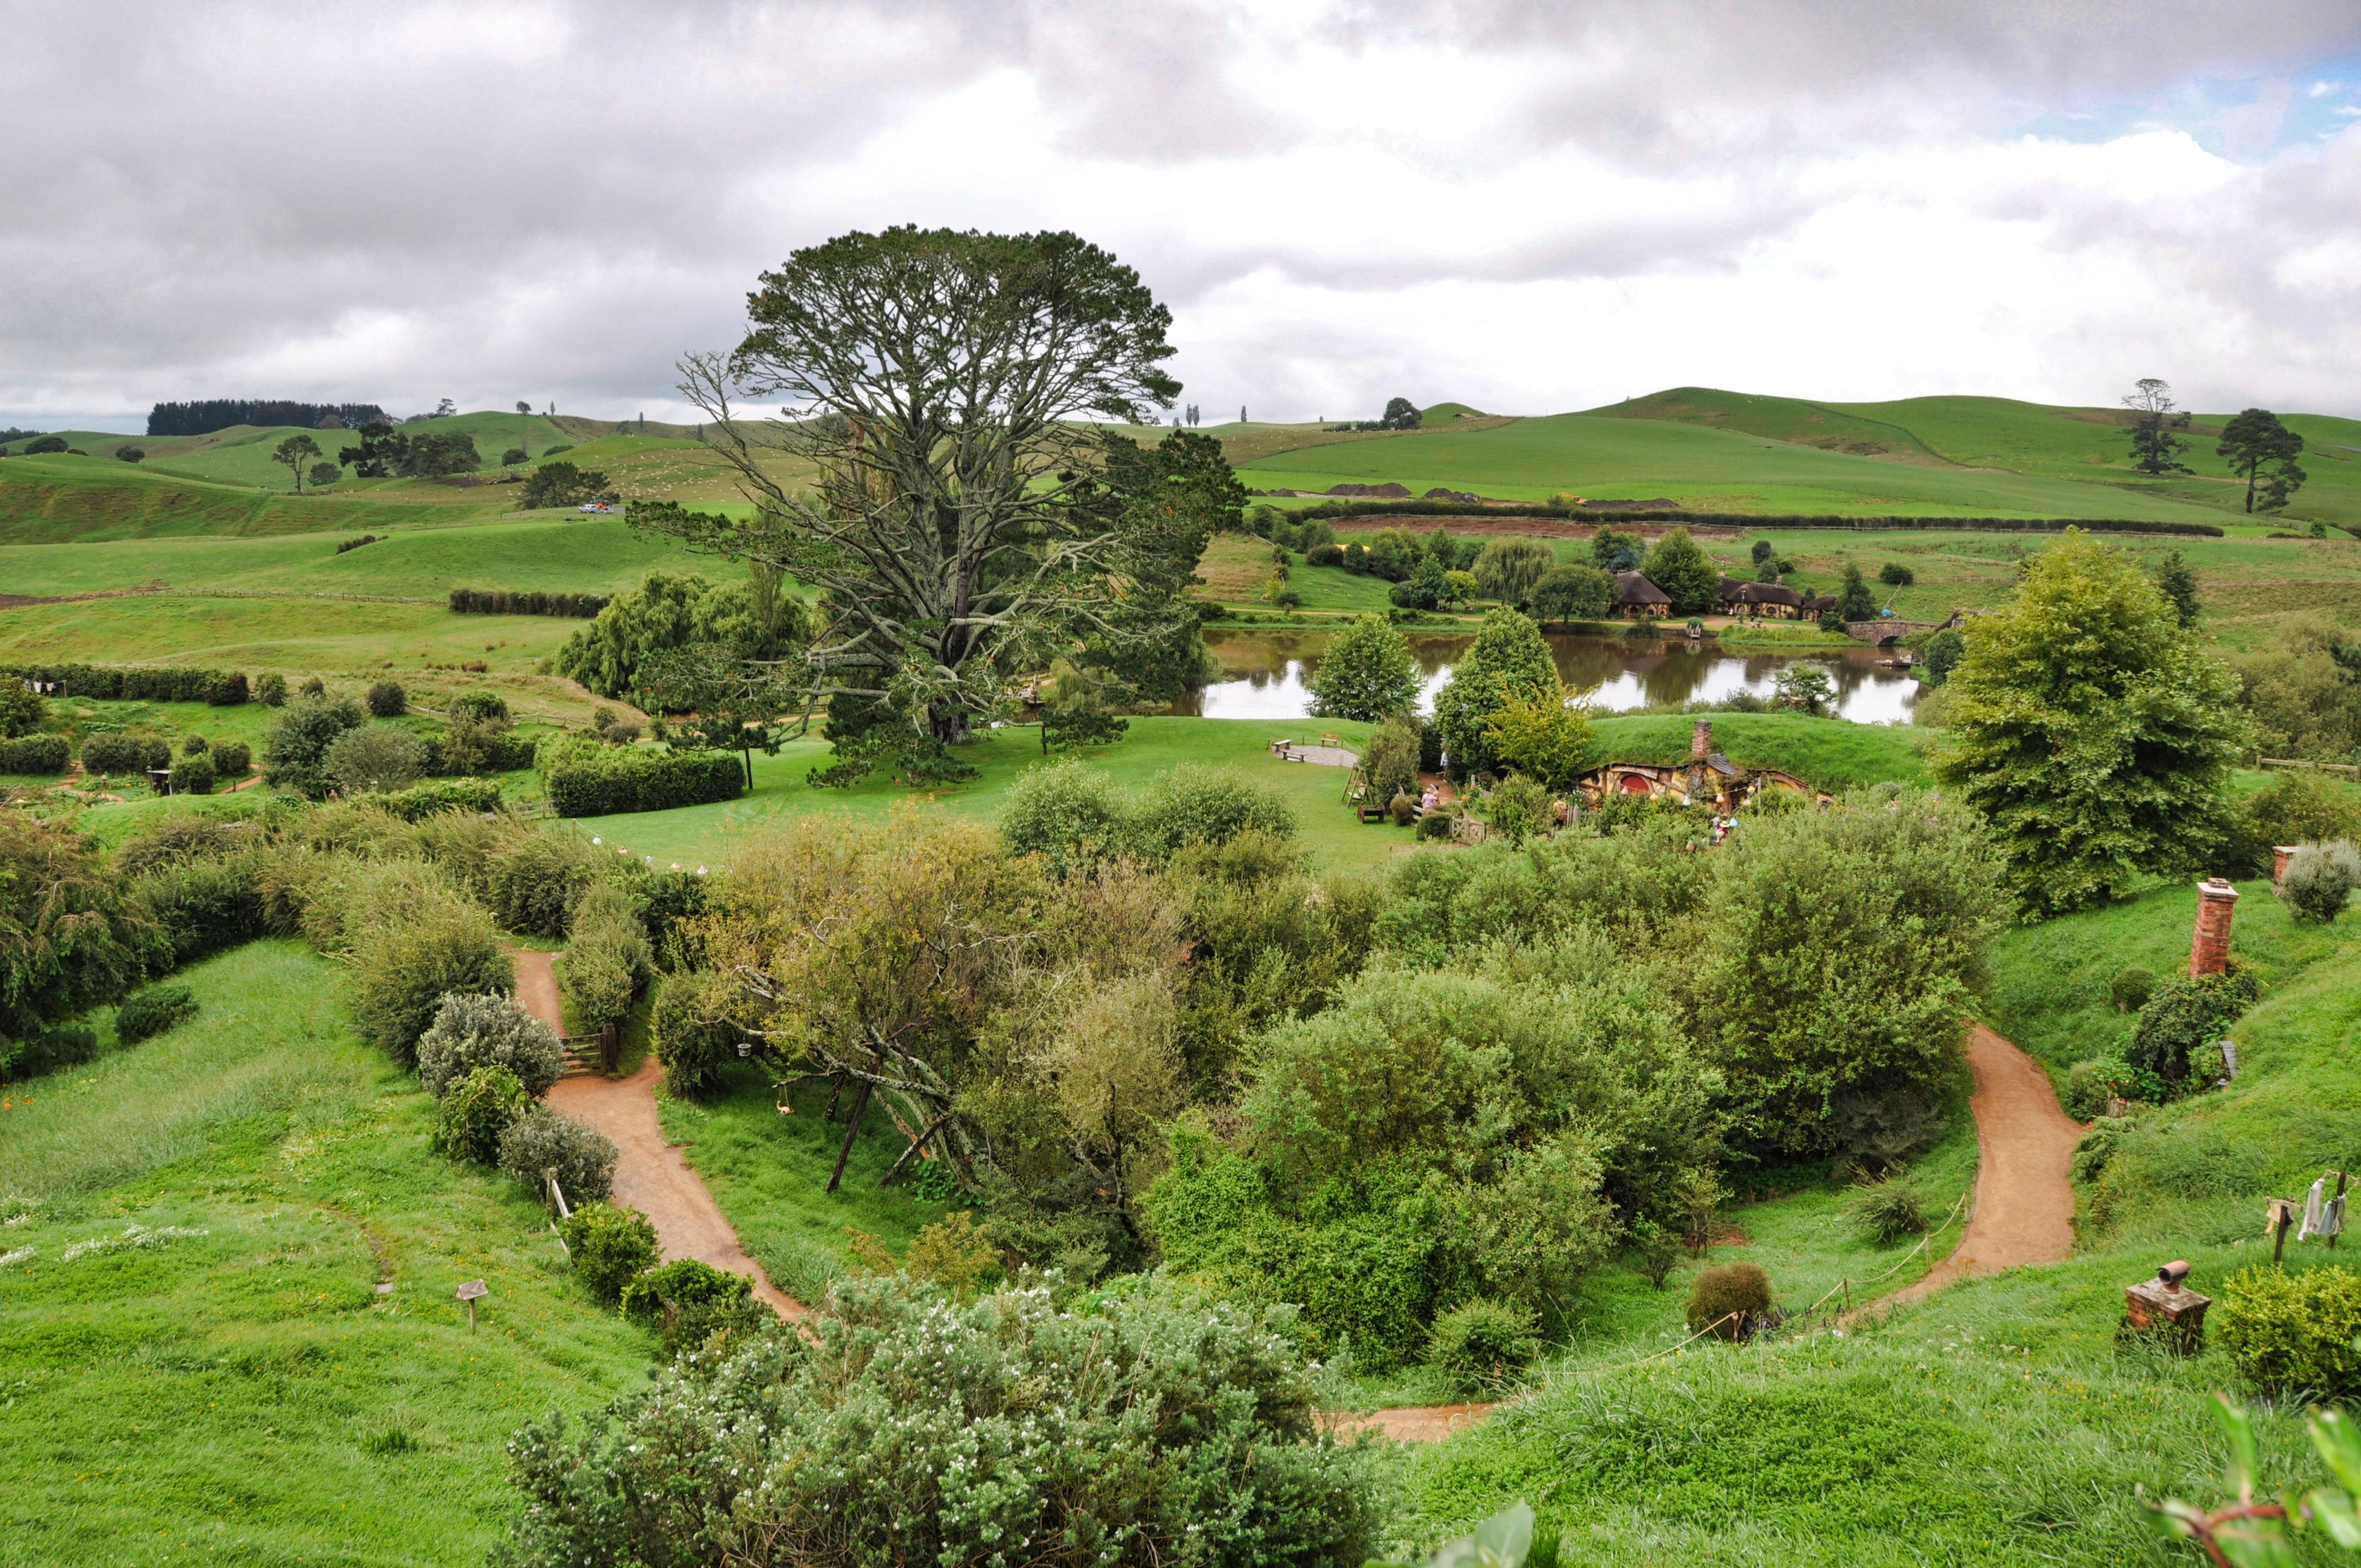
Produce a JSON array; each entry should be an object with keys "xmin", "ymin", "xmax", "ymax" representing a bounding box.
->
[
  {"xmin": 115, "ymin": 983, "xmax": 199, "ymax": 1043},
  {"xmin": 1310, "ymin": 613, "xmax": 1419, "ymax": 721},
  {"xmin": 1305, "ymin": 542, "xmax": 1344, "ymax": 567},
  {"xmin": 415, "ymin": 991, "xmax": 565, "ymax": 1097},
  {"xmin": 0, "ymin": 815, "xmax": 164, "ymax": 1045},
  {"xmin": 2061, "ymin": 1060, "xmax": 2111, "ymax": 1120},
  {"xmin": 1879, "ymin": 562, "xmax": 1915, "ymax": 586},
  {"xmin": 0, "ymin": 733, "xmax": 68, "ymax": 774},
  {"xmin": 541, "ymin": 741, "xmax": 744, "ymax": 817},
  {"xmin": 2109, "ymin": 964, "xmax": 2155, "ymax": 1013},
  {"xmin": 0, "ymin": 680, "xmax": 43, "ymax": 738},
  {"xmin": 522, "ymin": 460, "xmax": 615, "ymax": 511},
  {"xmin": 1843, "ymin": 1180, "xmax": 1926, "ymax": 1245},
  {"xmin": 1686, "ymin": 1262, "xmax": 1771, "ymax": 1340},
  {"xmin": 435, "ymin": 1064, "xmax": 530, "ymax": 1164},
  {"xmin": 650, "ymin": 968, "xmax": 741, "ymax": 1098},
  {"xmin": 2216, "ymin": 1264, "xmax": 2361, "ymax": 1398},
  {"xmin": 450, "ymin": 691, "xmax": 511, "ymax": 724},
  {"xmin": 1428, "ymin": 1298, "xmax": 1542, "ymax": 1395},
  {"xmin": 343, "ymin": 874, "xmax": 514, "ymax": 1067},
  {"xmin": 1363, "ymin": 716, "xmax": 1423, "ymax": 807},
  {"xmin": 80, "ymin": 733, "xmax": 169, "ymax": 777},
  {"xmin": 556, "ymin": 1202, "xmax": 656, "ymax": 1302},
  {"xmin": 167, "ymin": 751, "xmax": 215, "ymax": 795},
  {"xmin": 255, "ymin": 672, "xmax": 287, "ymax": 706},
  {"xmin": 2127, "ymin": 964, "xmax": 2260, "ymax": 1090},
  {"xmin": 324, "ymin": 724, "xmax": 427, "ymax": 794},
  {"xmin": 498, "ymin": 1274, "xmax": 1378, "ymax": 1568},
  {"xmin": 1485, "ymin": 774, "xmax": 1552, "ymax": 846},
  {"xmin": 263, "ymin": 697, "xmax": 366, "ymax": 798},
  {"xmin": 210, "ymin": 739, "xmax": 251, "ymax": 780},
  {"xmin": 999, "ymin": 759, "xmax": 1131, "ymax": 876},
  {"xmin": 2225, "ymin": 768, "xmax": 2361, "ymax": 877},
  {"xmin": 559, "ymin": 883, "xmax": 653, "ymax": 1036},
  {"xmin": 134, "ymin": 857, "xmax": 264, "ymax": 964},
  {"xmin": 1131, "ymin": 763, "xmax": 1296, "ymax": 857},
  {"xmin": 0, "ymin": 1023, "xmax": 100, "ymax": 1081},
  {"xmin": 377, "ymin": 776, "xmax": 503, "ymax": 821},
  {"xmin": 1415, "ymin": 807, "xmax": 1456, "ymax": 841},
  {"xmin": 2284, "ymin": 840, "xmax": 2360, "ymax": 923},
  {"xmin": 1, "ymin": 662, "xmax": 247, "ymax": 705},
  {"xmin": 618, "ymin": 1258, "xmax": 765, "ymax": 1352},
  {"xmin": 499, "ymin": 1107, "xmax": 618, "ymax": 1207},
  {"xmin": 365, "ymin": 680, "xmax": 407, "ymax": 717}
]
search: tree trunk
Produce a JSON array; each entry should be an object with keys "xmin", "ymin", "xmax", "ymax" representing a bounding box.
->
[{"xmin": 825, "ymin": 1080, "xmax": 872, "ymax": 1194}]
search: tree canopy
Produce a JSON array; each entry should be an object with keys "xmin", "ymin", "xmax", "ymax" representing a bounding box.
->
[
  {"xmin": 2217, "ymin": 407, "xmax": 2307, "ymax": 513},
  {"xmin": 2122, "ymin": 377, "xmax": 2194, "ymax": 476},
  {"xmin": 1530, "ymin": 563, "xmax": 1614, "ymax": 627},
  {"xmin": 1309, "ymin": 614, "xmax": 1418, "ymax": 722},
  {"xmin": 1642, "ymin": 527, "xmax": 1719, "ymax": 615},
  {"xmin": 1932, "ymin": 531, "xmax": 2249, "ymax": 916},
  {"xmin": 1380, "ymin": 396, "xmax": 1422, "ymax": 429},
  {"xmin": 652, "ymin": 227, "xmax": 1196, "ymax": 780},
  {"xmin": 1473, "ymin": 537, "xmax": 1555, "ymax": 606},
  {"xmin": 1436, "ymin": 609, "xmax": 1559, "ymax": 777}
]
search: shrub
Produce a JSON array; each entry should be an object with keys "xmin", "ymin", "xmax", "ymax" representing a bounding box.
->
[
  {"xmin": 1416, "ymin": 807, "xmax": 1456, "ymax": 841},
  {"xmin": 542, "ymin": 744, "xmax": 744, "ymax": 817},
  {"xmin": 116, "ymin": 984, "xmax": 198, "ymax": 1044},
  {"xmin": 0, "ymin": 680, "xmax": 43, "ymax": 738},
  {"xmin": 2109, "ymin": 964, "xmax": 2155, "ymax": 1013},
  {"xmin": 1486, "ymin": 774, "xmax": 1552, "ymax": 845},
  {"xmin": 366, "ymin": 680, "xmax": 407, "ymax": 717},
  {"xmin": 80, "ymin": 733, "xmax": 169, "ymax": 777},
  {"xmin": 482, "ymin": 830, "xmax": 602, "ymax": 937},
  {"xmin": 557, "ymin": 1202, "xmax": 657, "ymax": 1302},
  {"xmin": 2216, "ymin": 1264, "xmax": 2361, "ymax": 1398},
  {"xmin": 263, "ymin": 697, "xmax": 366, "ymax": 798},
  {"xmin": 904, "ymin": 1211, "xmax": 1001, "ymax": 1299},
  {"xmin": 1363, "ymin": 716, "xmax": 1422, "ymax": 807},
  {"xmin": 1686, "ymin": 1263, "xmax": 1771, "ymax": 1340},
  {"xmin": 2061, "ymin": 1060, "xmax": 2111, "ymax": 1120},
  {"xmin": 1428, "ymin": 1298, "xmax": 1542, "ymax": 1395},
  {"xmin": 650, "ymin": 968, "xmax": 741, "ymax": 1098},
  {"xmin": 0, "ymin": 733, "xmax": 69, "ymax": 774},
  {"xmin": 1387, "ymin": 792, "xmax": 1417, "ymax": 827},
  {"xmin": 255, "ymin": 672, "xmax": 288, "ymax": 706},
  {"xmin": 1879, "ymin": 562, "xmax": 1915, "ymax": 586},
  {"xmin": 0, "ymin": 1023, "xmax": 100, "ymax": 1082},
  {"xmin": 1472, "ymin": 539, "xmax": 1556, "ymax": 606},
  {"xmin": 1308, "ymin": 614, "xmax": 1419, "ymax": 722},
  {"xmin": 500, "ymin": 1107, "xmax": 619, "ymax": 1207},
  {"xmin": 618, "ymin": 1258, "xmax": 764, "ymax": 1352},
  {"xmin": 0, "ymin": 815, "xmax": 164, "ymax": 1045},
  {"xmin": 324, "ymin": 725, "xmax": 427, "ymax": 794},
  {"xmin": 203, "ymin": 672, "xmax": 249, "ymax": 706},
  {"xmin": 378, "ymin": 776, "xmax": 503, "ymax": 821},
  {"xmin": 999, "ymin": 759, "xmax": 1130, "ymax": 876},
  {"xmin": 435, "ymin": 1064, "xmax": 531, "ymax": 1164},
  {"xmin": 416, "ymin": 991, "xmax": 565, "ymax": 1097},
  {"xmin": 500, "ymin": 1273, "xmax": 1378, "ymax": 1568},
  {"xmin": 210, "ymin": 739, "xmax": 251, "ymax": 780},
  {"xmin": 448, "ymin": 588, "xmax": 609, "ymax": 618},
  {"xmin": 1843, "ymin": 1181, "xmax": 1926, "ymax": 1245},
  {"xmin": 1305, "ymin": 542, "xmax": 1344, "ymax": 567},
  {"xmin": 345, "ymin": 879, "xmax": 513, "ymax": 1067},
  {"xmin": 2284, "ymin": 840, "xmax": 2360, "ymax": 923},
  {"xmin": 559, "ymin": 887, "xmax": 653, "ymax": 1036},
  {"xmin": 2128, "ymin": 965, "xmax": 2260, "ymax": 1090},
  {"xmin": 135, "ymin": 857, "xmax": 264, "ymax": 964},
  {"xmin": 167, "ymin": 752, "xmax": 215, "ymax": 796},
  {"xmin": 451, "ymin": 691, "xmax": 512, "ymax": 724},
  {"xmin": 1131, "ymin": 763, "xmax": 1296, "ymax": 857}
]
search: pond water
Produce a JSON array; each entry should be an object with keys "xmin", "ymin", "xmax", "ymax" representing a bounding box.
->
[{"xmin": 1178, "ymin": 631, "xmax": 1923, "ymax": 725}]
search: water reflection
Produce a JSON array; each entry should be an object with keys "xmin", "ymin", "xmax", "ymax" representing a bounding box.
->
[{"xmin": 1178, "ymin": 631, "xmax": 1921, "ymax": 725}]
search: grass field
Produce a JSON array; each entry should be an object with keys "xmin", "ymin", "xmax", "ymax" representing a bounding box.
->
[
  {"xmin": 0, "ymin": 595, "xmax": 584, "ymax": 677},
  {"xmin": 0, "ymin": 940, "xmax": 656, "ymax": 1566}
]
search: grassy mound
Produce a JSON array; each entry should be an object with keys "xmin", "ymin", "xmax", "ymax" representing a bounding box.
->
[{"xmin": 1587, "ymin": 711, "xmax": 1926, "ymax": 788}]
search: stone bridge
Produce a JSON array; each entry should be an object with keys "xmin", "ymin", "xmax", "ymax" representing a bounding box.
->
[{"xmin": 1841, "ymin": 612, "xmax": 1962, "ymax": 646}]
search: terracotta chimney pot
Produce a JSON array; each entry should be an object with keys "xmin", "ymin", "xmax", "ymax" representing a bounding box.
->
[
  {"xmin": 1691, "ymin": 719, "xmax": 1713, "ymax": 760},
  {"xmin": 2274, "ymin": 846, "xmax": 2299, "ymax": 885},
  {"xmin": 2190, "ymin": 878, "xmax": 2238, "ymax": 978}
]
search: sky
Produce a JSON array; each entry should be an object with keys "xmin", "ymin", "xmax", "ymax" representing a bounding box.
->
[{"xmin": 5, "ymin": 1, "xmax": 2361, "ymax": 432}]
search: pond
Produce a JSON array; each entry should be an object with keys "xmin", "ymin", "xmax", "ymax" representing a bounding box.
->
[{"xmin": 1176, "ymin": 630, "xmax": 1923, "ymax": 725}]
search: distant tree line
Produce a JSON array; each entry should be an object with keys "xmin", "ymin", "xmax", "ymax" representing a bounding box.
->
[
  {"xmin": 447, "ymin": 588, "xmax": 610, "ymax": 618},
  {"xmin": 147, "ymin": 400, "xmax": 389, "ymax": 437},
  {"xmin": 1265, "ymin": 496, "xmax": 2229, "ymax": 537}
]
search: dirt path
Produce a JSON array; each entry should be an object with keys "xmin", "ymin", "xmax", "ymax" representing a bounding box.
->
[
  {"xmin": 1888, "ymin": 1022, "xmax": 2081, "ymax": 1303},
  {"xmin": 1348, "ymin": 1021, "xmax": 2080, "ymax": 1441},
  {"xmin": 517, "ymin": 950, "xmax": 807, "ymax": 1320}
]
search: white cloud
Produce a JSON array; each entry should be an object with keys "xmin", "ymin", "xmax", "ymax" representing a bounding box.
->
[{"xmin": 2, "ymin": 0, "xmax": 2360, "ymax": 428}]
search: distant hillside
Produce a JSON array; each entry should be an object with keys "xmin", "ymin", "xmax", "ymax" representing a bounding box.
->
[{"xmin": 147, "ymin": 399, "xmax": 388, "ymax": 437}]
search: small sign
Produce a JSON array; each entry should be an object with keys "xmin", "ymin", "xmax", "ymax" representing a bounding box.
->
[{"xmin": 456, "ymin": 1278, "xmax": 488, "ymax": 1332}]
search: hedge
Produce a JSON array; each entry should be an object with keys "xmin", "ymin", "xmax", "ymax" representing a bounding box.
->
[
  {"xmin": 4, "ymin": 664, "xmax": 250, "ymax": 704},
  {"xmin": 1272, "ymin": 498, "xmax": 2225, "ymax": 537},
  {"xmin": 421, "ymin": 731, "xmax": 538, "ymax": 774},
  {"xmin": 449, "ymin": 587, "xmax": 610, "ymax": 617},
  {"xmin": 378, "ymin": 777, "xmax": 504, "ymax": 821},
  {"xmin": 545, "ymin": 747, "xmax": 745, "ymax": 818},
  {"xmin": 0, "ymin": 733, "xmax": 68, "ymax": 774},
  {"xmin": 80, "ymin": 733, "xmax": 172, "ymax": 775}
]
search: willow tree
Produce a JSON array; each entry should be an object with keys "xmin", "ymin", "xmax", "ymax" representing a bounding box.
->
[{"xmin": 657, "ymin": 227, "xmax": 1184, "ymax": 778}]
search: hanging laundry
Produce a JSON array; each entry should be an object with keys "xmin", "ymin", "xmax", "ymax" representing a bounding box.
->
[
  {"xmin": 2323, "ymin": 1194, "xmax": 2348, "ymax": 1240},
  {"xmin": 2301, "ymin": 1177, "xmax": 2331, "ymax": 1241}
]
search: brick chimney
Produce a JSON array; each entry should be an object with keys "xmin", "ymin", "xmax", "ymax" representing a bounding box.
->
[
  {"xmin": 1691, "ymin": 719, "xmax": 1713, "ymax": 760},
  {"xmin": 2274, "ymin": 846, "xmax": 2299, "ymax": 886},
  {"xmin": 2189, "ymin": 879, "xmax": 2239, "ymax": 978}
]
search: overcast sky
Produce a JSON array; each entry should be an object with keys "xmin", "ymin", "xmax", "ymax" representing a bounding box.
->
[{"xmin": 7, "ymin": 1, "xmax": 2361, "ymax": 431}]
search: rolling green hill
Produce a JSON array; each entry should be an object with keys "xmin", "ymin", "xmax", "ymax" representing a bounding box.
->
[{"xmin": 0, "ymin": 454, "xmax": 479, "ymax": 544}]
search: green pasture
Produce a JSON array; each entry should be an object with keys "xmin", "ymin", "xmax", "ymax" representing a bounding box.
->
[
  {"xmin": 0, "ymin": 515, "xmax": 702, "ymax": 601},
  {"xmin": 0, "ymin": 455, "xmax": 479, "ymax": 545},
  {"xmin": 0, "ymin": 940, "xmax": 656, "ymax": 1566},
  {"xmin": 67, "ymin": 413, "xmax": 570, "ymax": 490},
  {"xmin": 1239, "ymin": 412, "xmax": 2238, "ymax": 521},
  {"xmin": 537, "ymin": 716, "xmax": 1418, "ymax": 875},
  {"xmin": 0, "ymin": 595, "xmax": 580, "ymax": 675}
]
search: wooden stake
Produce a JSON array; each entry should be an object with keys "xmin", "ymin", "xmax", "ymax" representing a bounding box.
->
[
  {"xmin": 2275, "ymin": 1205, "xmax": 2293, "ymax": 1266},
  {"xmin": 2336, "ymin": 1172, "xmax": 2349, "ymax": 1251}
]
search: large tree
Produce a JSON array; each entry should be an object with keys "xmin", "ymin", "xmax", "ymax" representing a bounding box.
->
[
  {"xmin": 2218, "ymin": 407, "xmax": 2307, "ymax": 514},
  {"xmin": 2122, "ymin": 377, "xmax": 2194, "ymax": 476},
  {"xmin": 1642, "ymin": 527, "xmax": 1719, "ymax": 615},
  {"xmin": 654, "ymin": 227, "xmax": 1183, "ymax": 767},
  {"xmin": 1309, "ymin": 614, "xmax": 1418, "ymax": 721},
  {"xmin": 1932, "ymin": 531, "xmax": 2249, "ymax": 917},
  {"xmin": 272, "ymin": 433, "xmax": 322, "ymax": 493}
]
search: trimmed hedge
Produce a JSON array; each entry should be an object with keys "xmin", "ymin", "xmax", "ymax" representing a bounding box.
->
[
  {"xmin": 1271, "ymin": 498, "xmax": 2225, "ymax": 537},
  {"xmin": 80, "ymin": 733, "xmax": 171, "ymax": 775},
  {"xmin": 449, "ymin": 587, "xmax": 609, "ymax": 617},
  {"xmin": 0, "ymin": 733, "xmax": 69, "ymax": 774},
  {"xmin": 4, "ymin": 664, "xmax": 250, "ymax": 704},
  {"xmin": 421, "ymin": 730, "xmax": 537, "ymax": 775},
  {"xmin": 545, "ymin": 746, "xmax": 745, "ymax": 818}
]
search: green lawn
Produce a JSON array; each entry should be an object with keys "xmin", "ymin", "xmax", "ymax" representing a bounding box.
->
[
  {"xmin": 1587, "ymin": 711, "xmax": 1926, "ymax": 788},
  {"xmin": 547, "ymin": 716, "xmax": 1422, "ymax": 876},
  {"xmin": 0, "ymin": 940, "xmax": 656, "ymax": 1565}
]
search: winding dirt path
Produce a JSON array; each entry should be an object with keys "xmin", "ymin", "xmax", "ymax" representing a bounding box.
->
[
  {"xmin": 518, "ymin": 950, "xmax": 806, "ymax": 1320},
  {"xmin": 1345, "ymin": 1021, "xmax": 2081, "ymax": 1441},
  {"xmin": 1888, "ymin": 1022, "xmax": 2081, "ymax": 1303}
]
